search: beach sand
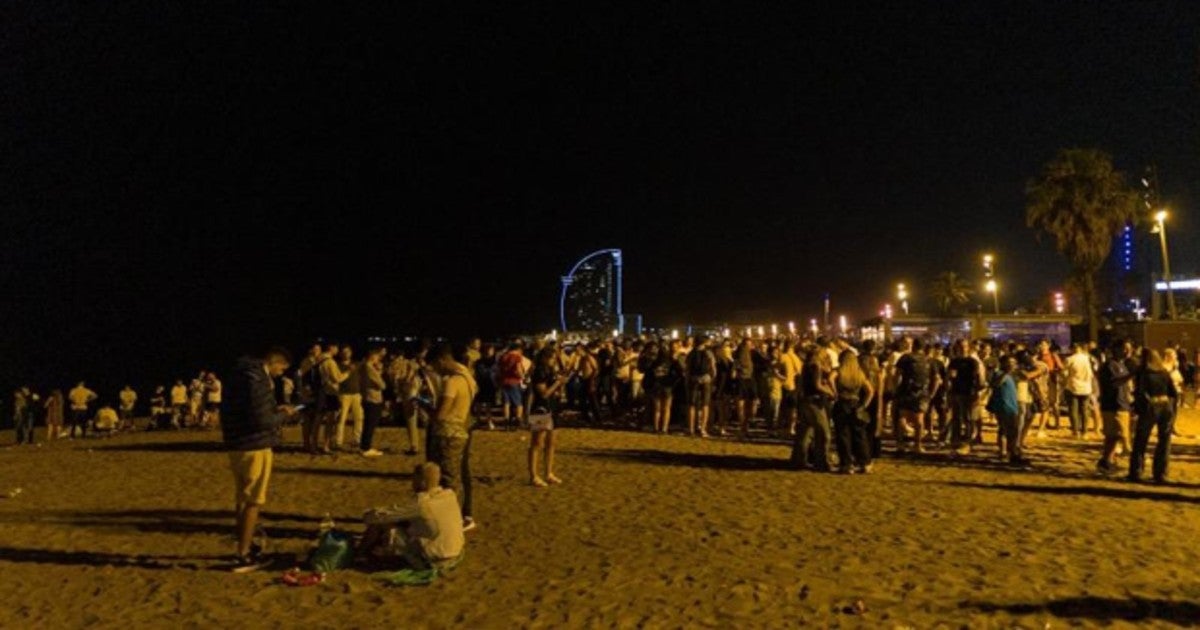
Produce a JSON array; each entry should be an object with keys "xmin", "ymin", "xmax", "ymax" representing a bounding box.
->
[{"xmin": 4, "ymin": 411, "xmax": 1200, "ymax": 629}]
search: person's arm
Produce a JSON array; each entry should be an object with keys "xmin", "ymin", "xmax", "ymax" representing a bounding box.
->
[
  {"xmin": 363, "ymin": 498, "xmax": 421, "ymax": 525},
  {"xmin": 859, "ymin": 379, "xmax": 875, "ymax": 413}
]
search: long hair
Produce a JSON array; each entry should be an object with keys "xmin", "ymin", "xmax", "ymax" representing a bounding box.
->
[
  {"xmin": 836, "ymin": 350, "xmax": 867, "ymax": 391},
  {"xmin": 1144, "ymin": 349, "xmax": 1165, "ymax": 372}
]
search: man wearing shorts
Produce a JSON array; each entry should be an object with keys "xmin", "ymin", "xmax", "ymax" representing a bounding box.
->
[
  {"xmin": 220, "ymin": 347, "xmax": 298, "ymax": 572},
  {"xmin": 497, "ymin": 342, "xmax": 526, "ymax": 428},
  {"xmin": 893, "ymin": 338, "xmax": 934, "ymax": 453},
  {"xmin": 1097, "ymin": 340, "xmax": 1134, "ymax": 474}
]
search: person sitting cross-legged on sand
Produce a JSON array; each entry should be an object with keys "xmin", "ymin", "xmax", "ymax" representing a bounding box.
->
[{"xmin": 359, "ymin": 462, "xmax": 465, "ymax": 570}]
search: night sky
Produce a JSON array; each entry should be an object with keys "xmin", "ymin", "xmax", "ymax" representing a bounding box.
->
[{"xmin": 5, "ymin": 3, "xmax": 1199, "ymax": 395}]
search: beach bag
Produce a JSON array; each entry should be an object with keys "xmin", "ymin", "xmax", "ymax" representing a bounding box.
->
[{"xmin": 309, "ymin": 530, "xmax": 355, "ymax": 573}]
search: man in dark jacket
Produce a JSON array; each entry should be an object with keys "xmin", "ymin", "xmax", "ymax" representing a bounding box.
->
[{"xmin": 220, "ymin": 347, "xmax": 297, "ymax": 572}]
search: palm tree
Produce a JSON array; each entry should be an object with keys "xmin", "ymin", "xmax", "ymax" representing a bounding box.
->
[
  {"xmin": 1026, "ymin": 148, "xmax": 1139, "ymax": 341},
  {"xmin": 929, "ymin": 271, "xmax": 974, "ymax": 315}
]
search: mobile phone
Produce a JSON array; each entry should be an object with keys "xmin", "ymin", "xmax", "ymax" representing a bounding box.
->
[{"xmin": 292, "ymin": 404, "xmax": 306, "ymax": 411}]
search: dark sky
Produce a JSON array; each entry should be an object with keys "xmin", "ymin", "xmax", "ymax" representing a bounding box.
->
[{"xmin": 4, "ymin": 2, "xmax": 1199, "ymax": 393}]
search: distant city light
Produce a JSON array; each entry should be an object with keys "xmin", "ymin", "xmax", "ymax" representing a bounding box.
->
[
  {"xmin": 1052, "ymin": 292, "xmax": 1065, "ymax": 314},
  {"xmin": 838, "ymin": 315, "xmax": 848, "ymax": 333}
]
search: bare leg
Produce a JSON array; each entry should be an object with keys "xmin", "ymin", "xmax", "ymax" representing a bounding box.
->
[
  {"xmin": 545, "ymin": 431, "xmax": 559, "ymax": 483},
  {"xmin": 236, "ymin": 503, "xmax": 260, "ymax": 557},
  {"xmin": 528, "ymin": 431, "xmax": 543, "ymax": 484},
  {"xmin": 688, "ymin": 407, "xmax": 697, "ymax": 436}
]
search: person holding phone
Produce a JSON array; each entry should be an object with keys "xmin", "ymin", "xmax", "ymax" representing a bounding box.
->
[{"xmin": 528, "ymin": 347, "xmax": 568, "ymax": 487}]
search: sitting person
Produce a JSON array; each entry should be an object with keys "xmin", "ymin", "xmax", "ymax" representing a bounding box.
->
[
  {"xmin": 359, "ymin": 462, "xmax": 464, "ymax": 570},
  {"xmin": 93, "ymin": 406, "xmax": 120, "ymax": 433}
]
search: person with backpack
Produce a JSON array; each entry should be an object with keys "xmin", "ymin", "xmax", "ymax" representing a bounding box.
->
[
  {"xmin": 685, "ymin": 335, "xmax": 717, "ymax": 437},
  {"xmin": 892, "ymin": 338, "xmax": 935, "ymax": 454},
  {"xmin": 986, "ymin": 355, "xmax": 1025, "ymax": 466}
]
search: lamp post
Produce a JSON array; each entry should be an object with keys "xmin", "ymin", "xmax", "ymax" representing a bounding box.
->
[
  {"xmin": 1154, "ymin": 209, "xmax": 1178, "ymax": 320},
  {"xmin": 897, "ymin": 283, "xmax": 909, "ymax": 315},
  {"xmin": 985, "ymin": 279, "xmax": 999, "ymax": 315}
]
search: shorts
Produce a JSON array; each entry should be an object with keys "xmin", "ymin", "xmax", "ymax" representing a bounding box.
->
[
  {"xmin": 688, "ymin": 380, "xmax": 713, "ymax": 407},
  {"xmin": 1102, "ymin": 410, "xmax": 1131, "ymax": 440},
  {"xmin": 205, "ymin": 401, "xmax": 220, "ymax": 412},
  {"xmin": 896, "ymin": 395, "xmax": 930, "ymax": 415},
  {"xmin": 738, "ymin": 379, "xmax": 758, "ymax": 402},
  {"xmin": 229, "ymin": 448, "xmax": 273, "ymax": 506},
  {"xmin": 501, "ymin": 384, "xmax": 523, "ymax": 407}
]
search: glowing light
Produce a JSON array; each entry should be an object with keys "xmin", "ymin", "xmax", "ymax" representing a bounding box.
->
[
  {"xmin": 1155, "ymin": 209, "xmax": 1168, "ymax": 223},
  {"xmin": 670, "ymin": 329, "xmax": 679, "ymax": 340},
  {"xmin": 787, "ymin": 321, "xmax": 796, "ymax": 334},
  {"xmin": 838, "ymin": 315, "xmax": 848, "ymax": 333},
  {"xmin": 757, "ymin": 325, "xmax": 765, "ymax": 337},
  {"xmin": 985, "ymin": 279, "xmax": 998, "ymax": 293},
  {"xmin": 770, "ymin": 323, "xmax": 778, "ymax": 336},
  {"xmin": 1053, "ymin": 292, "xmax": 1066, "ymax": 314},
  {"xmin": 722, "ymin": 327, "xmax": 731, "ymax": 338},
  {"xmin": 612, "ymin": 329, "xmax": 620, "ymax": 338},
  {"xmin": 809, "ymin": 319, "xmax": 819, "ymax": 334}
]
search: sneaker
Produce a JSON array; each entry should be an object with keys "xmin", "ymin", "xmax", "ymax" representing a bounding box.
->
[
  {"xmin": 462, "ymin": 517, "xmax": 478, "ymax": 532},
  {"xmin": 230, "ymin": 550, "xmax": 270, "ymax": 574},
  {"xmin": 361, "ymin": 449, "xmax": 383, "ymax": 458}
]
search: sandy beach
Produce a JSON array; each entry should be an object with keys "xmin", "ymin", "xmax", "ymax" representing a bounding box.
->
[{"xmin": 4, "ymin": 412, "xmax": 1200, "ymax": 629}]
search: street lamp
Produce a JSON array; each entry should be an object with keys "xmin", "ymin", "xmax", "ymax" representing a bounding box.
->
[
  {"xmin": 985, "ymin": 279, "xmax": 999, "ymax": 315},
  {"xmin": 982, "ymin": 253, "xmax": 994, "ymax": 278},
  {"xmin": 896, "ymin": 283, "xmax": 909, "ymax": 315},
  {"xmin": 1154, "ymin": 209, "xmax": 1178, "ymax": 320}
]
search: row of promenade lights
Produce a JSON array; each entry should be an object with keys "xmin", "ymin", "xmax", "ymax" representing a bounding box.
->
[{"xmin": 883, "ymin": 210, "xmax": 1176, "ymax": 320}]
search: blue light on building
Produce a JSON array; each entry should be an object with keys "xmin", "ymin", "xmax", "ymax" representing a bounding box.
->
[{"xmin": 1121, "ymin": 223, "xmax": 1133, "ymax": 272}]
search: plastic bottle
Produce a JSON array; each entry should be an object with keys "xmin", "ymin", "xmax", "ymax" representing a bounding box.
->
[{"xmin": 319, "ymin": 512, "xmax": 335, "ymax": 535}]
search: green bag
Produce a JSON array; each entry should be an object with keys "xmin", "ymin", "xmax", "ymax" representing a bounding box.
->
[{"xmin": 309, "ymin": 531, "xmax": 354, "ymax": 573}]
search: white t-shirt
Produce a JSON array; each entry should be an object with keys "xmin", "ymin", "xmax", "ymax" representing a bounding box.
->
[{"xmin": 1065, "ymin": 352, "xmax": 1094, "ymax": 396}]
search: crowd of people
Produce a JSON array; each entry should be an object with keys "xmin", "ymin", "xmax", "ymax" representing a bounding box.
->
[
  {"xmin": 10, "ymin": 332, "xmax": 1194, "ymax": 572},
  {"xmin": 9, "ymin": 372, "xmax": 224, "ymax": 444}
]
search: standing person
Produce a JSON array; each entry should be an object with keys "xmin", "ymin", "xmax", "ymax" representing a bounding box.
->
[
  {"xmin": 318, "ymin": 343, "xmax": 350, "ymax": 454},
  {"xmin": 1128, "ymin": 349, "xmax": 1179, "ymax": 484},
  {"xmin": 170, "ymin": 380, "xmax": 188, "ymax": 429},
  {"xmin": 118, "ymin": 385, "xmax": 138, "ymax": 430},
  {"xmin": 734, "ymin": 339, "xmax": 759, "ymax": 439},
  {"xmin": 44, "ymin": 389, "xmax": 64, "ymax": 442},
  {"xmin": 528, "ymin": 347, "xmax": 568, "ymax": 487},
  {"xmin": 648, "ymin": 342, "xmax": 678, "ymax": 434},
  {"xmin": 203, "ymin": 372, "xmax": 222, "ymax": 429},
  {"xmin": 220, "ymin": 347, "xmax": 298, "ymax": 572},
  {"xmin": 578, "ymin": 343, "xmax": 601, "ymax": 424},
  {"xmin": 294, "ymin": 343, "xmax": 323, "ymax": 451},
  {"xmin": 1037, "ymin": 340, "xmax": 1065, "ymax": 430},
  {"xmin": 360, "ymin": 347, "xmax": 387, "ymax": 458},
  {"xmin": 986, "ymin": 356, "xmax": 1025, "ymax": 466},
  {"xmin": 14, "ymin": 388, "xmax": 36, "ymax": 445},
  {"xmin": 1097, "ymin": 340, "xmax": 1134, "ymax": 474},
  {"xmin": 893, "ymin": 339, "xmax": 933, "ymax": 453},
  {"xmin": 149, "ymin": 385, "xmax": 168, "ymax": 430},
  {"xmin": 793, "ymin": 347, "xmax": 835, "ymax": 470},
  {"xmin": 67, "ymin": 381, "xmax": 98, "ymax": 439},
  {"xmin": 1064, "ymin": 343, "xmax": 1094, "ymax": 440},
  {"xmin": 391, "ymin": 348, "xmax": 428, "ymax": 456},
  {"xmin": 188, "ymin": 372, "xmax": 206, "ymax": 428},
  {"xmin": 335, "ymin": 347, "xmax": 365, "ymax": 451},
  {"xmin": 946, "ymin": 340, "xmax": 982, "ymax": 455},
  {"xmin": 832, "ymin": 350, "xmax": 875, "ymax": 474},
  {"xmin": 712, "ymin": 340, "xmax": 736, "ymax": 437},
  {"xmin": 496, "ymin": 342, "xmax": 527, "ymax": 429},
  {"xmin": 779, "ymin": 340, "xmax": 803, "ymax": 436},
  {"xmin": 859, "ymin": 344, "xmax": 886, "ymax": 459},
  {"xmin": 685, "ymin": 336, "xmax": 717, "ymax": 437},
  {"xmin": 472, "ymin": 344, "xmax": 498, "ymax": 430},
  {"xmin": 426, "ymin": 343, "xmax": 479, "ymax": 531}
]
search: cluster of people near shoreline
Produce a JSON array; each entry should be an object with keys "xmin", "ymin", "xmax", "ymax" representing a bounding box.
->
[{"xmin": 9, "ymin": 372, "xmax": 223, "ymax": 444}]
